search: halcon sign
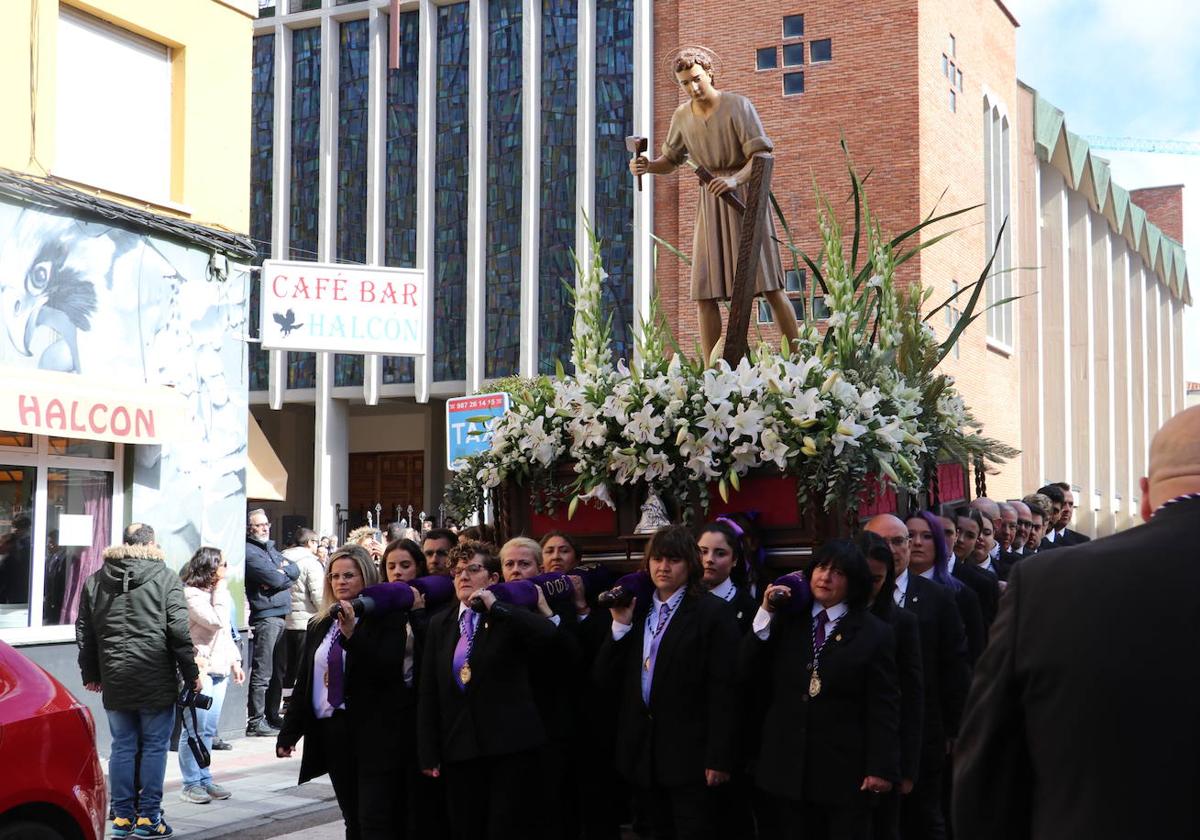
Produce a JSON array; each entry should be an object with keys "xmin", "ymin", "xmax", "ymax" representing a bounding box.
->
[
  {"xmin": 260, "ymin": 260, "xmax": 427, "ymax": 356},
  {"xmin": 0, "ymin": 367, "xmax": 189, "ymax": 445}
]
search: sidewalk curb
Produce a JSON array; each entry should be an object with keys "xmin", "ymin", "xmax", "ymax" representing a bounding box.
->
[{"xmin": 184, "ymin": 799, "xmax": 341, "ymax": 840}]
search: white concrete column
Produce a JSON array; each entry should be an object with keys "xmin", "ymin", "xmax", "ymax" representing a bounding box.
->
[
  {"xmin": 364, "ymin": 7, "xmax": 387, "ymax": 406},
  {"xmin": 518, "ymin": 0, "xmax": 542, "ymax": 378},
  {"xmin": 313, "ymin": 354, "xmax": 350, "ymax": 536},
  {"xmin": 1037, "ymin": 162, "xmax": 1069, "ymax": 484},
  {"xmin": 464, "ymin": 0, "xmax": 488, "ymax": 393},
  {"xmin": 1090, "ymin": 212, "xmax": 1112, "ymax": 535},
  {"xmin": 631, "ymin": 0, "xmax": 654, "ymax": 363},
  {"xmin": 269, "ymin": 21, "xmax": 292, "ymax": 411},
  {"xmin": 1130, "ymin": 261, "xmax": 1148, "ymax": 512},
  {"xmin": 414, "ymin": 0, "xmax": 437, "ymax": 402},
  {"xmin": 575, "ymin": 0, "xmax": 597, "ymax": 277},
  {"xmin": 1065, "ymin": 190, "xmax": 1089, "ymax": 498}
]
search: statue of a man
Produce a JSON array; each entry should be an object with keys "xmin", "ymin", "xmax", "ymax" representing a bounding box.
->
[{"xmin": 630, "ymin": 47, "xmax": 800, "ymax": 362}]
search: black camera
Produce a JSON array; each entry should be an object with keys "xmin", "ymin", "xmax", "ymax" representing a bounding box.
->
[{"xmin": 180, "ymin": 687, "xmax": 213, "ymax": 710}]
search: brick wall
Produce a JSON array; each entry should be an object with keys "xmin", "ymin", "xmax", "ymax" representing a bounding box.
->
[
  {"xmin": 649, "ymin": 0, "xmax": 1024, "ymax": 498},
  {"xmin": 651, "ymin": 0, "xmax": 923, "ymax": 355},
  {"xmin": 1129, "ymin": 185, "xmax": 1184, "ymax": 244}
]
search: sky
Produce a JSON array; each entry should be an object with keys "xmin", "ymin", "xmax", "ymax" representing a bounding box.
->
[{"xmin": 1003, "ymin": 0, "xmax": 1200, "ymax": 382}]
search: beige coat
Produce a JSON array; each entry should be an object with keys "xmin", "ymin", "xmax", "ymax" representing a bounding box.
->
[
  {"xmin": 184, "ymin": 583, "xmax": 241, "ymax": 677},
  {"xmin": 283, "ymin": 546, "xmax": 325, "ymax": 630}
]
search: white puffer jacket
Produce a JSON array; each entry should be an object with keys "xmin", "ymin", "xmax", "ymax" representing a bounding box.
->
[
  {"xmin": 283, "ymin": 547, "xmax": 325, "ymax": 630},
  {"xmin": 185, "ymin": 583, "xmax": 241, "ymax": 677}
]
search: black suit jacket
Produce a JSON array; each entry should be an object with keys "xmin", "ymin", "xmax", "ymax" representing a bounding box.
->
[
  {"xmin": 743, "ymin": 607, "xmax": 900, "ymax": 806},
  {"xmin": 995, "ymin": 549, "xmax": 1023, "ymax": 581},
  {"xmin": 875, "ymin": 600, "xmax": 924, "ymax": 783},
  {"xmin": 901, "ymin": 574, "xmax": 969, "ymax": 758},
  {"xmin": 953, "ymin": 559, "xmax": 1000, "ymax": 631},
  {"xmin": 278, "ymin": 609, "xmax": 414, "ymax": 784},
  {"xmin": 949, "ymin": 577, "xmax": 986, "ymax": 666},
  {"xmin": 710, "ymin": 584, "xmax": 757, "ymax": 633},
  {"xmin": 417, "ymin": 601, "xmax": 557, "ymax": 768},
  {"xmin": 954, "ymin": 498, "xmax": 1200, "ymax": 840},
  {"xmin": 595, "ymin": 588, "xmax": 739, "ymax": 788}
]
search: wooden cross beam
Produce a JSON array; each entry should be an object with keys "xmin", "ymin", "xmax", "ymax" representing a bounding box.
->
[{"xmin": 722, "ymin": 154, "xmax": 775, "ymax": 366}]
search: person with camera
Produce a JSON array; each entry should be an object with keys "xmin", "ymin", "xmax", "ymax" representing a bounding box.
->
[
  {"xmin": 275, "ymin": 544, "xmax": 416, "ymax": 839},
  {"xmin": 76, "ymin": 523, "xmax": 200, "ymax": 839},
  {"xmin": 178, "ymin": 547, "xmax": 245, "ymax": 805}
]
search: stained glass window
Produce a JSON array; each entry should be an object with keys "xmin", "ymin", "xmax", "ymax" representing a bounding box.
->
[
  {"xmin": 288, "ymin": 26, "xmax": 320, "ymax": 389},
  {"xmin": 594, "ymin": 0, "xmax": 634, "ymax": 363},
  {"xmin": 335, "ymin": 18, "xmax": 370, "ymax": 388},
  {"xmin": 538, "ymin": 0, "xmax": 577, "ymax": 374},
  {"xmin": 484, "ymin": 0, "xmax": 523, "ymax": 378},
  {"xmin": 249, "ymin": 274, "xmax": 269, "ymax": 391},
  {"xmin": 249, "ymin": 34, "xmax": 275, "ymax": 392},
  {"xmin": 434, "ymin": 3, "xmax": 469, "ymax": 382},
  {"xmin": 383, "ymin": 11, "xmax": 420, "ymax": 385}
]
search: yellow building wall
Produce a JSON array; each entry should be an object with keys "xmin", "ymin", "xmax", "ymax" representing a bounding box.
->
[{"xmin": 0, "ymin": 0, "xmax": 255, "ymax": 233}]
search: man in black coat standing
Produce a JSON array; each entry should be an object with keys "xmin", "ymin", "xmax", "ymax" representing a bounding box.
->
[
  {"xmin": 245, "ymin": 508, "xmax": 300, "ymax": 736},
  {"xmin": 954, "ymin": 406, "xmax": 1200, "ymax": 840}
]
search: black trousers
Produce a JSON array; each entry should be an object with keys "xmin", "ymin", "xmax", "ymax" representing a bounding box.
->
[
  {"xmin": 282, "ymin": 627, "xmax": 308, "ymax": 691},
  {"xmin": 711, "ymin": 772, "xmax": 756, "ymax": 840},
  {"xmin": 441, "ymin": 750, "xmax": 540, "ymax": 840},
  {"xmin": 761, "ymin": 793, "xmax": 871, "ymax": 840},
  {"xmin": 633, "ymin": 781, "xmax": 716, "ymax": 840},
  {"xmin": 247, "ymin": 616, "xmax": 286, "ymax": 726},
  {"xmin": 317, "ymin": 713, "xmax": 408, "ymax": 840},
  {"xmin": 871, "ymin": 789, "xmax": 901, "ymax": 840},
  {"xmin": 537, "ymin": 738, "xmax": 580, "ymax": 840},
  {"xmin": 900, "ymin": 750, "xmax": 946, "ymax": 840}
]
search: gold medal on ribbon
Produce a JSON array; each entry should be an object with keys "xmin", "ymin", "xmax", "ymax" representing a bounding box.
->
[
  {"xmin": 643, "ymin": 656, "xmax": 651, "ymax": 672},
  {"xmin": 808, "ymin": 671, "xmax": 822, "ymax": 698},
  {"xmin": 323, "ymin": 671, "xmax": 329, "ymax": 687},
  {"xmin": 459, "ymin": 662, "xmax": 472, "ymax": 685}
]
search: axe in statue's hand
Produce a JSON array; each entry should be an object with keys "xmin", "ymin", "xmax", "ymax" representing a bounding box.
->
[{"xmin": 626, "ymin": 135, "xmax": 648, "ymax": 191}]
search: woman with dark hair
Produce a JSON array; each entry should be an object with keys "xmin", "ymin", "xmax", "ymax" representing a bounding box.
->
[
  {"xmin": 908, "ymin": 511, "xmax": 986, "ymax": 666},
  {"xmin": 539, "ymin": 530, "xmax": 582, "ymax": 573},
  {"xmin": 596, "ymin": 525, "xmax": 740, "ymax": 840},
  {"xmin": 714, "ymin": 512, "xmax": 766, "ymax": 596},
  {"xmin": 383, "ymin": 538, "xmax": 428, "ymax": 583},
  {"xmin": 742, "ymin": 538, "xmax": 900, "ymax": 840},
  {"xmin": 698, "ymin": 520, "xmax": 757, "ymax": 631},
  {"xmin": 276, "ymin": 544, "xmax": 415, "ymax": 839},
  {"xmin": 857, "ymin": 532, "xmax": 924, "ymax": 840},
  {"xmin": 178, "ymin": 547, "xmax": 244, "ymax": 804}
]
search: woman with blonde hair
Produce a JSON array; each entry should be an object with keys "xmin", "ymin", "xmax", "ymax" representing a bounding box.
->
[{"xmin": 276, "ymin": 544, "xmax": 417, "ymax": 839}]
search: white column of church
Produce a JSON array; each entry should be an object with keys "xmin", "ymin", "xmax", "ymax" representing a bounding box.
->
[
  {"xmin": 575, "ymin": 0, "xmax": 597, "ymax": 281},
  {"xmin": 518, "ymin": 0, "xmax": 541, "ymax": 378},
  {"xmin": 464, "ymin": 0, "xmax": 489, "ymax": 394},
  {"xmin": 631, "ymin": 0, "xmax": 654, "ymax": 362},
  {"xmin": 362, "ymin": 7, "xmax": 387, "ymax": 407},
  {"xmin": 313, "ymin": 14, "xmax": 349, "ymax": 537},
  {"xmin": 414, "ymin": 0, "xmax": 437, "ymax": 403},
  {"xmin": 268, "ymin": 18, "xmax": 291, "ymax": 412}
]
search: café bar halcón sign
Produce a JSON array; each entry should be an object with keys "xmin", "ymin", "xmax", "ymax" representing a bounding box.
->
[{"xmin": 260, "ymin": 261, "xmax": 427, "ymax": 356}]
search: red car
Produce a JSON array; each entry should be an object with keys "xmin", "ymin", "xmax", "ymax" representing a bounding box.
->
[{"xmin": 0, "ymin": 640, "xmax": 105, "ymax": 840}]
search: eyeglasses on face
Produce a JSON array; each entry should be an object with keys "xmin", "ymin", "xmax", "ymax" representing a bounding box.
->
[
  {"xmin": 884, "ymin": 536, "xmax": 910, "ymax": 549},
  {"xmin": 1017, "ymin": 520, "xmax": 1033, "ymax": 528},
  {"xmin": 453, "ymin": 563, "xmax": 486, "ymax": 577},
  {"xmin": 328, "ymin": 571, "xmax": 360, "ymax": 582}
]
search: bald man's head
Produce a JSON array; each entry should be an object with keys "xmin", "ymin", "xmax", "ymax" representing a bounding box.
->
[
  {"xmin": 864, "ymin": 514, "xmax": 911, "ymax": 574},
  {"xmin": 1142, "ymin": 406, "xmax": 1200, "ymax": 520},
  {"xmin": 970, "ymin": 497, "xmax": 1000, "ymax": 526}
]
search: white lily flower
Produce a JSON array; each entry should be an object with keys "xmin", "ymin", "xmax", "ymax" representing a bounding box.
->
[
  {"xmin": 832, "ymin": 416, "xmax": 868, "ymax": 455},
  {"xmin": 729, "ymin": 404, "xmax": 767, "ymax": 443}
]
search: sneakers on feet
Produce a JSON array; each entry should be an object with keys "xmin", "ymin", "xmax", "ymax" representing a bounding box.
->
[
  {"xmin": 134, "ymin": 817, "xmax": 174, "ymax": 837},
  {"xmin": 204, "ymin": 783, "xmax": 231, "ymax": 800},
  {"xmin": 246, "ymin": 721, "xmax": 277, "ymax": 737},
  {"xmin": 112, "ymin": 817, "xmax": 134, "ymax": 838},
  {"xmin": 180, "ymin": 785, "xmax": 212, "ymax": 805},
  {"xmin": 211, "ymin": 737, "xmax": 233, "ymax": 751}
]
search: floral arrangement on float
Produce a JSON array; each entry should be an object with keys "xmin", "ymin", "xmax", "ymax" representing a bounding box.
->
[{"xmin": 446, "ymin": 151, "xmax": 1017, "ymax": 526}]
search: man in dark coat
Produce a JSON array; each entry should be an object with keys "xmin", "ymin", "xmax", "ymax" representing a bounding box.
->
[
  {"xmin": 954, "ymin": 406, "xmax": 1200, "ymax": 840},
  {"xmin": 77, "ymin": 523, "xmax": 199, "ymax": 839},
  {"xmin": 245, "ymin": 508, "xmax": 299, "ymax": 736}
]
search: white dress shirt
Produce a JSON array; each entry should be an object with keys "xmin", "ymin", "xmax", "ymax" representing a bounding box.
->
[
  {"xmin": 312, "ymin": 622, "xmax": 346, "ymax": 720},
  {"xmin": 751, "ymin": 600, "xmax": 847, "ymax": 641},
  {"xmin": 893, "ymin": 569, "xmax": 910, "ymax": 607},
  {"xmin": 709, "ymin": 577, "xmax": 736, "ymax": 602}
]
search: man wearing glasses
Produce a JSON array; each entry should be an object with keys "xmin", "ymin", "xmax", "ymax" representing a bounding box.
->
[{"xmin": 245, "ymin": 509, "xmax": 300, "ymax": 737}]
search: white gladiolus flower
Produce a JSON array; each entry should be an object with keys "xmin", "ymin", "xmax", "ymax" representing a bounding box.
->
[
  {"xmin": 867, "ymin": 274, "xmax": 883, "ymax": 288},
  {"xmin": 827, "ymin": 311, "xmax": 847, "ymax": 328}
]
